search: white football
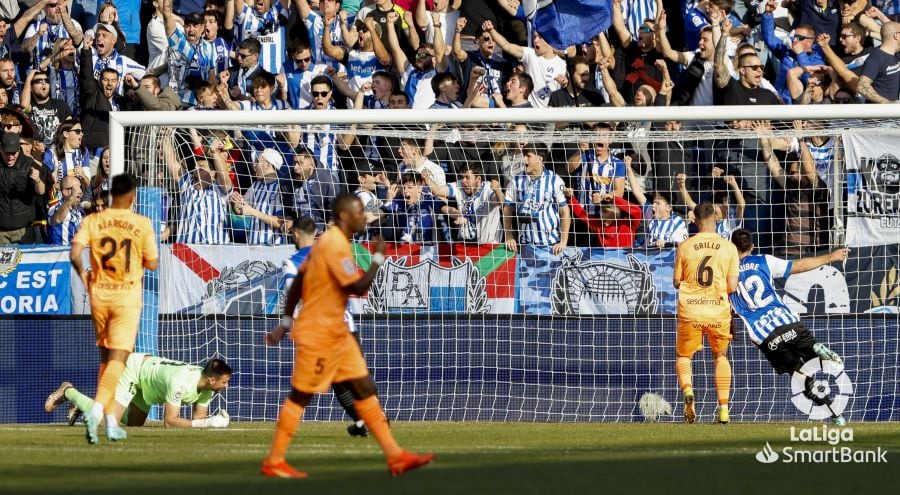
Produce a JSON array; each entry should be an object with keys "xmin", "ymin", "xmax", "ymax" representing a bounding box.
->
[{"xmin": 638, "ymin": 392, "xmax": 672, "ymax": 422}]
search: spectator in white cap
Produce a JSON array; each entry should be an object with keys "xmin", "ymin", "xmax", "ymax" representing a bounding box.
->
[
  {"xmin": 259, "ymin": 148, "xmax": 284, "ymax": 170},
  {"xmin": 229, "ymin": 147, "xmax": 289, "ymax": 245},
  {"xmin": 86, "ymin": 21, "xmax": 145, "ymax": 95}
]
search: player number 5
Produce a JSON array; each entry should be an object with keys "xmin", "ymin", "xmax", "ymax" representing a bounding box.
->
[{"xmin": 314, "ymin": 358, "xmax": 325, "ymax": 374}]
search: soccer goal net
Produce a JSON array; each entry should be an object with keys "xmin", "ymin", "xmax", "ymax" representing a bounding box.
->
[{"xmin": 108, "ymin": 106, "xmax": 900, "ymax": 423}]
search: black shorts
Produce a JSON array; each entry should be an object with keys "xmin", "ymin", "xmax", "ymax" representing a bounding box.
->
[{"xmin": 758, "ymin": 322, "xmax": 818, "ymax": 374}]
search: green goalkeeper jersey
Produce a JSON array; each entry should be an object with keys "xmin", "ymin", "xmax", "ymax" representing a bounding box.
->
[{"xmin": 137, "ymin": 356, "xmax": 214, "ymax": 407}]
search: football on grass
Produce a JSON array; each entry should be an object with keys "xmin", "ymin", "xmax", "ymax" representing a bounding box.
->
[{"xmin": 638, "ymin": 393, "xmax": 672, "ymax": 422}]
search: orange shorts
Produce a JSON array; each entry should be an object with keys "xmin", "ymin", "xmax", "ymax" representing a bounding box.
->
[
  {"xmin": 676, "ymin": 319, "xmax": 732, "ymax": 357},
  {"xmin": 91, "ymin": 304, "xmax": 141, "ymax": 351},
  {"xmin": 291, "ymin": 329, "xmax": 369, "ymax": 394}
]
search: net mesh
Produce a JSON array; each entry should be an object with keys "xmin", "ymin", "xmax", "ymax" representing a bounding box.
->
[{"xmin": 109, "ymin": 112, "xmax": 900, "ymax": 423}]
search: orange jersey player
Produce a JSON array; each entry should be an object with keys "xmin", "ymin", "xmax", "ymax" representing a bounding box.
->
[
  {"xmin": 262, "ymin": 193, "xmax": 434, "ymax": 479},
  {"xmin": 673, "ymin": 202, "xmax": 739, "ymax": 424},
  {"xmin": 70, "ymin": 173, "xmax": 159, "ymax": 444}
]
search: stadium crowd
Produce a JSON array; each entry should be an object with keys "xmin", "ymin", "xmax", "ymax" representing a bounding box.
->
[{"xmin": 0, "ymin": 0, "xmax": 897, "ymax": 255}]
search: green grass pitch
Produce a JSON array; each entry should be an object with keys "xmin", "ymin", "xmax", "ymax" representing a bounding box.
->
[{"xmin": 1, "ymin": 422, "xmax": 898, "ymax": 494}]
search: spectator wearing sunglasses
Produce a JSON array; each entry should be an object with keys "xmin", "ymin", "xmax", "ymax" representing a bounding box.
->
[
  {"xmin": 451, "ymin": 19, "xmax": 511, "ymax": 108},
  {"xmin": 21, "ymin": 69, "xmax": 70, "ymax": 148},
  {"xmin": 714, "ymin": 17, "xmax": 782, "ymax": 105},
  {"xmin": 229, "ymin": 38, "xmax": 263, "ymax": 99},
  {"xmin": 761, "ymin": 2, "xmax": 826, "ymax": 104},
  {"xmin": 283, "ymin": 40, "xmax": 328, "ymax": 109},
  {"xmin": 386, "ymin": 11, "xmax": 444, "ymax": 109}
]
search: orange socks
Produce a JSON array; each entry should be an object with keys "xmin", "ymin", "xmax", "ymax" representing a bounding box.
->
[
  {"xmin": 355, "ymin": 396, "xmax": 402, "ymax": 459},
  {"xmin": 676, "ymin": 357, "xmax": 693, "ymax": 392},
  {"xmin": 95, "ymin": 359, "xmax": 125, "ymax": 414},
  {"xmin": 265, "ymin": 398, "xmax": 304, "ymax": 465},
  {"xmin": 715, "ymin": 355, "xmax": 732, "ymax": 405},
  {"xmin": 96, "ymin": 362, "xmax": 107, "ymax": 390}
]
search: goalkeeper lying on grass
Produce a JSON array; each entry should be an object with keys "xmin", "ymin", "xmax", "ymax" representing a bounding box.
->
[{"xmin": 46, "ymin": 354, "xmax": 232, "ymax": 436}]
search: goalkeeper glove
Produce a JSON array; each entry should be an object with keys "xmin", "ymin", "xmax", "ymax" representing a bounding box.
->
[{"xmin": 191, "ymin": 411, "xmax": 230, "ymax": 428}]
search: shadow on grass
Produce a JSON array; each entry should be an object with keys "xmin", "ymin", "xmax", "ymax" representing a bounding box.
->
[{"xmin": 2, "ymin": 446, "xmax": 897, "ymax": 495}]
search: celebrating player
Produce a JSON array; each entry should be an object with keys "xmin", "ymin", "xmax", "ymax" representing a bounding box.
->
[
  {"xmin": 729, "ymin": 229, "xmax": 848, "ymax": 425},
  {"xmin": 70, "ymin": 173, "xmax": 159, "ymax": 444},
  {"xmin": 45, "ymin": 354, "xmax": 232, "ymax": 428},
  {"xmin": 262, "ymin": 193, "xmax": 434, "ymax": 478},
  {"xmin": 673, "ymin": 202, "xmax": 740, "ymax": 424},
  {"xmin": 284, "ymin": 217, "xmax": 368, "ymax": 437}
]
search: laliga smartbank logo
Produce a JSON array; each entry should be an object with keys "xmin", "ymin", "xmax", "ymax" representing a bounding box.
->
[
  {"xmin": 755, "ymin": 426, "xmax": 888, "ymax": 464},
  {"xmin": 790, "ymin": 358, "xmax": 853, "ymax": 420}
]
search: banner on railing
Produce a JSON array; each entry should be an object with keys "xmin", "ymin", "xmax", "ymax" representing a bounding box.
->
[
  {"xmin": 5, "ymin": 241, "xmax": 896, "ymax": 315},
  {"xmin": 842, "ymin": 133, "xmax": 900, "ymax": 248},
  {"xmin": 160, "ymin": 243, "xmax": 293, "ymax": 314},
  {"xmin": 156, "ymin": 242, "xmax": 898, "ymax": 315},
  {"xmin": 0, "ymin": 246, "xmax": 70, "ymax": 314}
]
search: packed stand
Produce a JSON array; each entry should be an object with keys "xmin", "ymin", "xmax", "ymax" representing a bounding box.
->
[{"xmin": 0, "ymin": 0, "xmax": 897, "ymax": 255}]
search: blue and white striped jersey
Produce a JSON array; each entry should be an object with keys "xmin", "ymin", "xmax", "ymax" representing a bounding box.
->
[
  {"xmin": 52, "ymin": 67, "xmax": 80, "ymax": 118},
  {"xmin": 730, "ymin": 254, "xmax": 801, "ymax": 345},
  {"xmin": 346, "ymin": 49, "xmax": 384, "ymax": 92},
  {"xmin": 246, "ymin": 178, "xmax": 285, "ymax": 245},
  {"xmin": 301, "ymin": 120, "xmax": 341, "ymax": 174},
  {"xmin": 805, "ymin": 137, "xmax": 835, "ymax": 208},
  {"xmin": 283, "ymin": 59, "xmax": 327, "ymax": 109},
  {"xmin": 579, "ymin": 150, "xmax": 625, "ymax": 216},
  {"xmin": 232, "ymin": 65, "xmax": 259, "ymax": 95},
  {"xmin": 806, "ymin": 138, "xmax": 835, "ymax": 186},
  {"xmin": 403, "ymin": 65, "xmax": 436, "ymax": 109},
  {"xmin": 303, "ymin": 10, "xmax": 343, "ymax": 66},
  {"xmin": 168, "ymin": 29, "xmax": 217, "ymax": 104},
  {"xmin": 176, "ymin": 172, "xmax": 230, "ymax": 244},
  {"xmin": 620, "ymin": 0, "xmax": 657, "ymax": 41},
  {"xmin": 47, "ymin": 202, "xmax": 83, "ymax": 246},
  {"xmin": 504, "ymin": 168, "xmax": 568, "ymax": 246},
  {"xmin": 644, "ymin": 208, "xmax": 689, "ymax": 245},
  {"xmin": 716, "ymin": 214, "xmax": 743, "ymax": 240},
  {"xmin": 92, "ymin": 49, "xmax": 146, "ymax": 95},
  {"xmin": 384, "ymin": 194, "xmax": 445, "ymax": 244},
  {"xmin": 210, "ymin": 37, "xmax": 231, "ymax": 73},
  {"xmin": 429, "ymin": 100, "xmax": 461, "ymax": 109},
  {"xmin": 44, "ymin": 148, "xmax": 91, "ymax": 188},
  {"xmin": 25, "ymin": 18, "xmax": 81, "ymax": 69},
  {"xmin": 448, "ymin": 181, "xmax": 502, "ymax": 243},
  {"xmin": 239, "ymin": 98, "xmax": 289, "ymax": 111},
  {"xmin": 236, "ymin": 3, "xmax": 289, "ymax": 75},
  {"xmin": 283, "ymin": 245, "xmax": 356, "ymax": 331}
]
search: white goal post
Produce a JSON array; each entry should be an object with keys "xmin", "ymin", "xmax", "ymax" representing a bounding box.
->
[{"xmin": 108, "ymin": 105, "xmax": 900, "ymax": 423}]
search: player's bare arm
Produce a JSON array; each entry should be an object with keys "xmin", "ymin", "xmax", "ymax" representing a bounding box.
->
[
  {"xmin": 70, "ymin": 241, "xmax": 91, "ymax": 292},
  {"xmin": 790, "ymin": 248, "xmax": 850, "ymax": 274}
]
